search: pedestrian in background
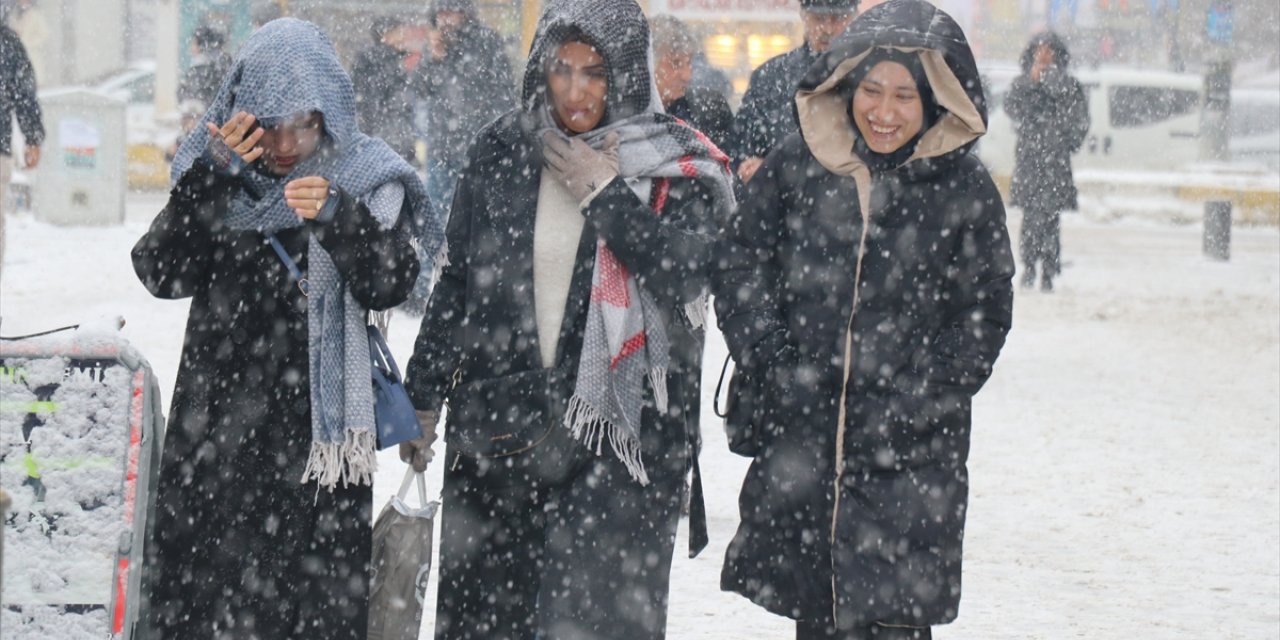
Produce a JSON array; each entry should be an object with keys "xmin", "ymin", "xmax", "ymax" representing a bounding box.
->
[
  {"xmin": 734, "ymin": 0, "xmax": 856, "ymax": 183},
  {"xmin": 402, "ymin": 0, "xmax": 734, "ymax": 636},
  {"xmin": 352, "ymin": 14, "xmax": 418, "ymax": 163},
  {"xmin": 651, "ymin": 14, "xmax": 737, "ymax": 159},
  {"xmin": 1006, "ymin": 31, "xmax": 1089, "ymax": 292},
  {"xmin": 178, "ymin": 24, "xmax": 233, "ymax": 110},
  {"xmin": 713, "ymin": 0, "xmax": 1014, "ymax": 637},
  {"xmin": 0, "ymin": 14, "xmax": 44, "ymax": 285},
  {"xmin": 133, "ymin": 18, "xmax": 433, "ymax": 638},
  {"xmin": 411, "ymin": 0, "xmax": 515, "ymax": 223}
]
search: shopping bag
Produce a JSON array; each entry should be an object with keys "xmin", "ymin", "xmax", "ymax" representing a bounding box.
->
[{"xmin": 367, "ymin": 468, "xmax": 439, "ymax": 640}]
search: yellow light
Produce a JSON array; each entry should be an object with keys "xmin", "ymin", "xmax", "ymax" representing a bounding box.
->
[
  {"xmin": 747, "ymin": 34, "xmax": 793, "ymax": 69},
  {"xmin": 705, "ymin": 34, "xmax": 738, "ymax": 69}
]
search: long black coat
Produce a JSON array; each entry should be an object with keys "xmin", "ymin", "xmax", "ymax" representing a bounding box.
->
[
  {"xmin": 714, "ymin": 0, "xmax": 1015, "ymax": 629},
  {"xmin": 1006, "ymin": 34, "xmax": 1090, "ymax": 213},
  {"xmin": 352, "ymin": 43, "xmax": 418, "ymax": 162},
  {"xmin": 132, "ymin": 161, "xmax": 419, "ymax": 638}
]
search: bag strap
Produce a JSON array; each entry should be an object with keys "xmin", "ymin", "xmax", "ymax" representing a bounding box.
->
[
  {"xmin": 367, "ymin": 326, "xmax": 404, "ymax": 383},
  {"xmin": 397, "ymin": 467, "xmax": 429, "ymax": 507},
  {"xmin": 712, "ymin": 353, "xmax": 733, "ymax": 419},
  {"xmin": 265, "ymin": 234, "xmax": 310, "ymax": 297}
]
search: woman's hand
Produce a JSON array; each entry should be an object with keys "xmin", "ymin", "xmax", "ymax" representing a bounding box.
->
[
  {"xmin": 205, "ymin": 111, "xmax": 266, "ymax": 164},
  {"xmin": 284, "ymin": 176, "xmax": 332, "ymax": 219}
]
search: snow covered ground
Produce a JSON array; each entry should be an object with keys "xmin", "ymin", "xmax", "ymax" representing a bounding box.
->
[{"xmin": 1, "ymin": 193, "xmax": 1277, "ymax": 639}]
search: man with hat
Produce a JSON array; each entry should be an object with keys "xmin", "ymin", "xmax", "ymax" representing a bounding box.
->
[{"xmin": 733, "ymin": 0, "xmax": 857, "ymax": 183}]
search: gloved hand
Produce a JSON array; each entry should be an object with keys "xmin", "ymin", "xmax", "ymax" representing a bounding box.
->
[
  {"xmin": 399, "ymin": 410, "xmax": 440, "ymax": 473},
  {"xmin": 542, "ymin": 130, "xmax": 620, "ymax": 203}
]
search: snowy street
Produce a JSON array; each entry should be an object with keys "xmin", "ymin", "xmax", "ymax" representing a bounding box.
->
[{"xmin": 1, "ymin": 193, "xmax": 1277, "ymax": 639}]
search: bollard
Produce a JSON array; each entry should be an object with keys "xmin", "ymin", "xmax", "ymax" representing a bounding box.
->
[{"xmin": 1203, "ymin": 200, "xmax": 1232, "ymax": 261}]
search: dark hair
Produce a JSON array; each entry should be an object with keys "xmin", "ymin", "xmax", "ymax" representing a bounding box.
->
[
  {"xmin": 192, "ymin": 25, "xmax": 226, "ymax": 51},
  {"xmin": 1020, "ymin": 31, "xmax": 1072, "ymax": 74}
]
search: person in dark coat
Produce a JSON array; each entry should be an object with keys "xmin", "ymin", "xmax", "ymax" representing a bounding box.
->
[
  {"xmin": 713, "ymin": 0, "xmax": 1015, "ymax": 637},
  {"xmin": 411, "ymin": 0, "xmax": 516, "ymax": 222},
  {"xmin": 133, "ymin": 19, "xmax": 433, "ymax": 638},
  {"xmin": 651, "ymin": 14, "xmax": 737, "ymax": 159},
  {"xmin": 352, "ymin": 14, "xmax": 418, "ymax": 163},
  {"xmin": 178, "ymin": 24, "xmax": 233, "ymax": 109},
  {"xmin": 733, "ymin": 0, "xmax": 856, "ymax": 183},
  {"xmin": 1, "ymin": 20, "xmax": 44, "ymax": 284},
  {"xmin": 1006, "ymin": 31, "xmax": 1089, "ymax": 292},
  {"xmin": 402, "ymin": 0, "xmax": 734, "ymax": 637}
]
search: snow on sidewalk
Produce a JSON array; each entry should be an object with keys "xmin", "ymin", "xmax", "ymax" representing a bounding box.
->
[{"xmin": 1, "ymin": 198, "xmax": 1276, "ymax": 639}]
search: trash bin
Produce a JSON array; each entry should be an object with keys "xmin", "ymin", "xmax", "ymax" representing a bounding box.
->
[{"xmin": 31, "ymin": 88, "xmax": 127, "ymax": 226}]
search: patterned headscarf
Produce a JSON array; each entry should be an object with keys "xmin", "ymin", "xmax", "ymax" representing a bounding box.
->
[{"xmin": 169, "ymin": 18, "xmax": 443, "ymax": 489}]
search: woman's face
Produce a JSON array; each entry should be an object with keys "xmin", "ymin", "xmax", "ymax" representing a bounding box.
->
[
  {"xmin": 851, "ymin": 60, "xmax": 925, "ymax": 155},
  {"xmin": 259, "ymin": 112, "xmax": 324, "ymax": 175},
  {"xmin": 547, "ymin": 40, "xmax": 608, "ymax": 135}
]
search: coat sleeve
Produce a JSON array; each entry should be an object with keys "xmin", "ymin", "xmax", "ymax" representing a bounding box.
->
[
  {"xmin": 912, "ymin": 172, "xmax": 1016, "ymax": 396},
  {"xmin": 1003, "ymin": 76, "xmax": 1031, "ymax": 125},
  {"xmin": 733, "ymin": 65, "xmax": 774, "ymax": 160},
  {"xmin": 404, "ymin": 167, "xmax": 472, "ymax": 413},
  {"xmin": 7, "ymin": 32, "xmax": 45, "ymax": 146},
  {"xmin": 579, "ymin": 175, "xmax": 720, "ymax": 309},
  {"xmin": 310, "ymin": 188, "xmax": 421, "ymax": 311},
  {"xmin": 1058, "ymin": 78, "xmax": 1091, "ymax": 154},
  {"xmin": 131, "ymin": 161, "xmax": 238, "ymax": 299},
  {"xmin": 711, "ymin": 148, "xmax": 794, "ymax": 370}
]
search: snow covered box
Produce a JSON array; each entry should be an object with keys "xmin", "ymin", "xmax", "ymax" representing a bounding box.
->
[{"xmin": 0, "ymin": 327, "xmax": 164, "ymax": 639}]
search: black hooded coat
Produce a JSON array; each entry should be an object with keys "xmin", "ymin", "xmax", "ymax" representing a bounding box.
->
[
  {"xmin": 1006, "ymin": 32, "xmax": 1090, "ymax": 214},
  {"xmin": 713, "ymin": 0, "xmax": 1014, "ymax": 629},
  {"xmin": 404, "ymin": 0, "xmax": 727, "ymax": 636}
]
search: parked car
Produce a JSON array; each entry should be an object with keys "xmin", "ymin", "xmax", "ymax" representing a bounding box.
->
[{"xmin": 978, "ymin": 66, "xmax": 1204, "ymax": 177}]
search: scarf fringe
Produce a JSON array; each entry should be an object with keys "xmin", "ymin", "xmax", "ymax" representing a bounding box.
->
[
  {"xmin": 650, "ymin": 366, "xmax": 669, "ymax": 413},
  {"xmin": 564, "ymin": 396, "xmax": 651, "ymax": 486},
  {"xmin": 301, "ymin": 429, "xmax": 378, "ymax": 490},
  {"xmin": 429, "ymin": 241, "xmax": 450, "ymax": 291}
]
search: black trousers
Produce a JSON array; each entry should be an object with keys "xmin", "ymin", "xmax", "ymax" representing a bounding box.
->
[
  {"xmin": 1020, "ymin": 205, "xmax": 1061, "ymax": 278},
  {"xmin": 434, "ymin": 415, "xmax": 688, "ymax": 640},
  {"xmin": 796, "ymin": 618, "xmax": 932, "ymax": 640}
]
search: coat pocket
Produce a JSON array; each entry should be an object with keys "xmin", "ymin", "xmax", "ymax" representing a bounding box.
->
[{"xmin": 715, "ymin": 355, "xmax": 766, "ymax": 457}]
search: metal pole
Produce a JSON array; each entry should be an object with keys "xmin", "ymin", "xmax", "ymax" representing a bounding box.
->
[{"xmin": 1203, "ymin": 200, "xmax": 1232, "ymax": 261}]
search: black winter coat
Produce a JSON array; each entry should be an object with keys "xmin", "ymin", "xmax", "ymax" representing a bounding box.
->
[
  {"xmin": 1007, "ymin": 34, "xmax": 1090, "ymax": 213},
  {"xmin": 352, "ymin": 43, "xmax": 418, "ymax": 162},
  {"xmin": 714, "ymin": 0, "xmax": 1015, "ymax": 629},
  {"xmin": 132, "ymin": 161, "xmax": 419, "ymax": 637},
  {"xmin": 733, "ymin": 44, "xmax": 818, "ymax": 161},
  {"xmin": 668, "ymin": 88, "xmax": 737, "ymax": 161},
  {"xmin": 0, "ymin": 25, "xmax": 44, "ymax": 156},
  {"xmin": 411, "ymin": 21, "xmax": 515, "ymax": 171},
  {"xmin": 404, "ymin": 110, "xmax": 719, "ymax": 482}
]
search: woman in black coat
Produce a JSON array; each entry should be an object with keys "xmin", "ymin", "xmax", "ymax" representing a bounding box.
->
[
  {"xmin": 402, "ymin": 0, "xmax": 733, "ymax": 638},
  {"xmin": 1006, "ymin": 31, "xmax": 1090, "ymax": 292},
  {"xmin": 713, "ymin": 0, "xmax": 1015, "ymax": 637},
  {"xmin": 132, "ymin": 19, "xmax": 426, "ymax": 638}
]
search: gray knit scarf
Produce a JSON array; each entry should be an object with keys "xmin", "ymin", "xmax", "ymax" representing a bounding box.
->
[
  {"xmin": 541, "ymin": 108, "xmax": 734, "ymax": 484},
  {"xmin": 169, "ymin": 18, "xmax": 442, "ymax": 489}
]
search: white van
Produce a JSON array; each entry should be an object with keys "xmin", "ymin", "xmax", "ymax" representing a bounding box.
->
[{"xmin": 978, "ymin": 66, "xmax": 1204, "ymax": 178}]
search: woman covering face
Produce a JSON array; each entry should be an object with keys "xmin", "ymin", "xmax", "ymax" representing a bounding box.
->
[
  {"xmin": 134, "ymin": 18, "xmax": 439, "ymax": 639},
  {"xmin": 402, "ymin": 0, "xmax": 734, "ymax": 638},
  {"xmin": 713, "ymin": 0, "xmax": 1015, "ymax": 638}
]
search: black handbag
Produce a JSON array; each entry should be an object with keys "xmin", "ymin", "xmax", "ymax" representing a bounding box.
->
[
  {"xmin": 713, "ymin": 354, "xmax": 765, "ymax": 458},
  {"xmin": 444, "ymin": 366, "xmax": 585, "ymax": 485}
]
